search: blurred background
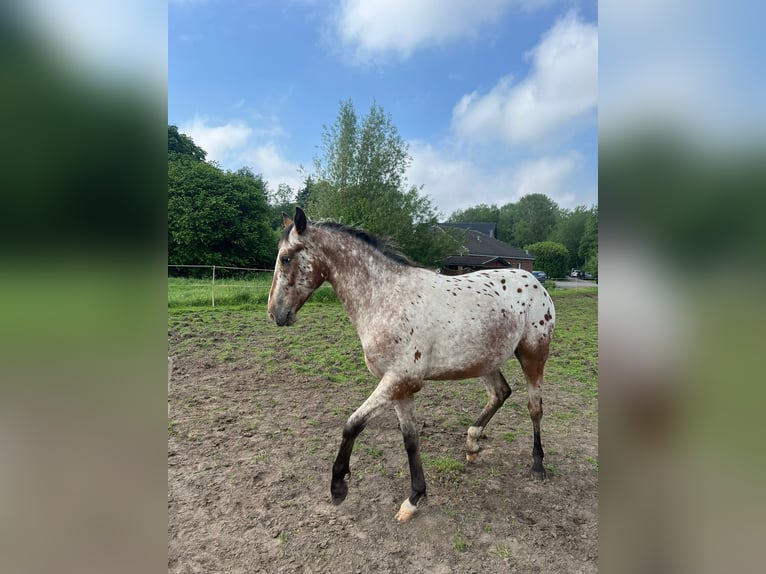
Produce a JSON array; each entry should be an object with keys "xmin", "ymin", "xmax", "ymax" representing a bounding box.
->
[
  {"xmin": 0, "ymin": 2, "xmax": 166, "ymax": 573},
  {"xmin": 599, "ymin": 0, "xmax": 766, "ymax": 572},
  {"xmin": 1, "ymin": 1, "xmax": 765, "ymax": 572}
]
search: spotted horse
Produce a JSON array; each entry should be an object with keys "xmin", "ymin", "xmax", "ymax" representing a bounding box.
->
[{"xmin": 267, "ymin": 208, "xmax": 556, "ymax": 522}]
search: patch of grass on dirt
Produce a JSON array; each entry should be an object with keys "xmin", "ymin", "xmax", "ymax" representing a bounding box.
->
[
  {"xmin": 490, "ymin": 543, "xmax": 513, "ymax": 560},
  {"xmin": 423, "ymin": 454, "xmax": 466, "ymax": 474},
  {"xmin": 501, "ymin": 432, "xmax": 516, "ymax": 442},
  {"xmin": 452, "ymin": 529, "xmax": 467, "ymax": 552},
  {"xmin": 353, "ymin": 442, "xmax": 384, "ymax": 458}
]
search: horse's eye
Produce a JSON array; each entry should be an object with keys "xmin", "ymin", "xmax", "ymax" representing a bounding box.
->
[{"xmin": 280, "ymin": 256, "xmax": 291, "ymax": 265}]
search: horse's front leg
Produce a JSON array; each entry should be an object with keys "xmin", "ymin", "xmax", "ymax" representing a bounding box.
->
[
  {"xmin": 330, "ymin": 378, "xmax": 394, "ymax": 504},
  {"xmin": 393, "ymin": 395, "xmax": 426, "ymax": 522}
]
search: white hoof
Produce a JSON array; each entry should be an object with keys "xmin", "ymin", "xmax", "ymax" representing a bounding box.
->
[
  {"xmin": 465, "ymin": 426, "xmax": 483, "ymax": 462},
  {"xmin": 395, "ymin": 498, "xmax": 417, "ymax": 522}
]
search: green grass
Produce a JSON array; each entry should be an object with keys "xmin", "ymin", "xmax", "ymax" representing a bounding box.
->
[
  {"xmin": 422, "ymin": 454, "xmax": 466, "ymax": 474},
  {"xmin": 452, "ymin": 529, "xmax": 467, "ymax": 552},
  {"xmin": 168, "ymin": 274, "xmax": 337, "ymax": 309},
  {"xmin": 546, "ymin": 289, "xmax": 598, "ymax": 398},
  {"xmin": 489, "ymin": 543, "xmax": 513, "ymax": 560}
]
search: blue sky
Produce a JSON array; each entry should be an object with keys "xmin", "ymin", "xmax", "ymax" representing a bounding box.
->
[{"xmin": 169, "ymin": 0, "xmax": 598, "ymax": 217}]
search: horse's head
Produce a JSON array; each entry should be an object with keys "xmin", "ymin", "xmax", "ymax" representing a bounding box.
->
[{"xmin": 267, "ymin": 207, "xmax": 325, "ymax": 326}]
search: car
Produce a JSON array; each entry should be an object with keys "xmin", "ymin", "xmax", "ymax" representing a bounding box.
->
[
  {"xmin": 581, "ymin": 271, "xmax": 593, "ymax": 280},
  {"xmin": 531, "ymin": 270, "xmax": 548, "ymax": 282},
  {"xmin": 570, "ymin": 268, "xmax": 581, "ymax": 278}
]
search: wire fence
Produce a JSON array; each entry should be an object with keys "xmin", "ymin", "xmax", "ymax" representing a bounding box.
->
[{"xmin": 168, "ymin": 264, "xmax": 275, "ymax": 308}]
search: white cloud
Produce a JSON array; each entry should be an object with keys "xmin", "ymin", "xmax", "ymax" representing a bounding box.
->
[
  {"xmin": 178, "ymin": 116, "xmax": 303, "ymax": 192},
  {"xmin": 510, "ymin": 154, "xmax": 582, "ymax": 205},
  {"xmin": 452, "ymin": 11, "xmax": 597, "ymax": 147},
  {"xmin": 330, "ymin": 0, "xmax": 554, "ymax": 64},
  {"xmin": 179, "ymin": 117, "xmax": 253, "ymax": 163},
  {"xmin": 407, "ymin": 141, "xmax": 589, "ymax": 215},
  {"xmin": 237, "ymin": 144, "xmax": 304, "ymax": 194}
]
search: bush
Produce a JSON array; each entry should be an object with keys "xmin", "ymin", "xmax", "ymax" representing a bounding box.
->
[{"xmin": 524, "ymin": 241, "xmax": 570, "ymax": 278}]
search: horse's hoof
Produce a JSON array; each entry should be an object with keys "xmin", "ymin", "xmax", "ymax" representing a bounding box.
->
[
  {"xmin": 530, "ymin": 465, "xmax": 547, "ymax": 481},
  {"xmin": 331, "ymin": 480, "xmax": 348, "ymax": 504},
  {"xmin": 465, "ymin": 451, "xmax": 479, "ymax": 463},
  {"xmin": 395, "ymin": 498, "xmax": 417, "ymax": 522}
]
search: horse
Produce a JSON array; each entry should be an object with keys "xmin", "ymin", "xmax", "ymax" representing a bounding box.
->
[{"xmin": 267, "ymin": 207, "xmax": 555, "ymax": 522}]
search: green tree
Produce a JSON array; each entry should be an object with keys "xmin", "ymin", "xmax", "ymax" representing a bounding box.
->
[
  {"xmin": 513, "ymin": 194, "xmax": 560, "ymax": 247},
  {"xmin": 295, "ymin": 175, "xmax": 316, "ymax": 208},
  {"xmin": 578, "ymin": 206, "xmax": 598, "ymax": 277},
  {"xmin": 310, "ymin": 99, "xmax": 455, "ymax": 266},
  {"xmin": 168, "ymin": 129, "xmax": 274, "ymax": 272},
  {"xmin": 448, "ymin": 204, "xmax": 500, "ymax": 226},
  {"xmin": 168, "ymin": 124, "xmax": 206, "ymax": 161},
  {"xmin": 524, "ymin": 240, "xmax": 570, "ymax": 278},
  {"xmin": 551, "ymin": 205, "xmax": 593, "ymax": 269},
  {"xmin": 496, "ymin": 202, "xmax": 518, "ymax": 244}
]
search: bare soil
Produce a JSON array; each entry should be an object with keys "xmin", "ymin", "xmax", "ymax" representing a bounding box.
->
[{"xmin": 168, "ymin": 309, "xmax": 597, "ymax": 573}]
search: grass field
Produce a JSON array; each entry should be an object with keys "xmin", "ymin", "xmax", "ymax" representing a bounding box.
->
[{"xmin": 168, "ymin": 274, "xmax": 339, "ymax": 308}]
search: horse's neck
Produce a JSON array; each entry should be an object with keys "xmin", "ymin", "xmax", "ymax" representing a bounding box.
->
[{"xmin": 317, "ymin": 233, "xmax": 403, "ymax": 325}]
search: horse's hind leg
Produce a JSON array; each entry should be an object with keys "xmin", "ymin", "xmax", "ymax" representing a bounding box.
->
[
  {"xmin": 465, "ymin": 370, "xmax": 511, "ymax": 462},
  {"xmin": 515, "ymin": 341, "xmax": 549, "ymax": 480},
  {"xmin": 393, "ymin": 395, "xmax": 426, "ymax": 522}
]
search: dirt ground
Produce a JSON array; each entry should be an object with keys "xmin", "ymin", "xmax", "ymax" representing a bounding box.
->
[{"xmin": 168, "ymin": 312, "xmax": 597, "ymax": 573}]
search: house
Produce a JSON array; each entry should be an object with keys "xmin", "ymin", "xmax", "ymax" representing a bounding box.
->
[{"xmin": 439, "ymin": 223, "xmax": 535, "ymax": 275}]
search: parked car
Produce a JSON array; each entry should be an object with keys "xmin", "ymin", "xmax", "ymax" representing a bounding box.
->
[
  {"xmin": 570, "ymin": 268, "xmax": 581, "ymax": 278},
  {"xmin": 531, "ymin": 270, "xmax": 548, "ymax": 283},
  {"xmin": 581, "ymin": 271, "xmax": 593, "ymax": 280}
]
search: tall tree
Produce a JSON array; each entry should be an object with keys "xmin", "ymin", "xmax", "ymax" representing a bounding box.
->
[
  {"xmin": 578, "ymin": 206, "xmax": 598, "ymax": 276},
  {"xmin": 168, "ymin": 124, "xmax": 206, "ymax": 161},
  {"xmin": 168, "ymin": 128, "xmax": 274, "ymax": 271},
  {"xmin": 295, "ymin": 175, "xmax": 316, "ymax": 208},
  {"xmin": 448, "ymin": 204, "xmax": 500, "ymax": 225},
  {"xmin": 513, "ymin": 193, "xmax": 561, "ymax": 247},
  {"xmin": 551, "ymin": 205, "xmax": 593, "ymax": 269},
  {"xmin": 496, "ymin": 202, "xmax": 518, "ymax": 244},
  {"xmin": 310, "ymin": 100, "xmax": 456, "ymax": 266}
]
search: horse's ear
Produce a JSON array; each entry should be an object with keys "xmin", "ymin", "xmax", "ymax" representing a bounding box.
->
[
  {"xmin": 282, "ymin": 212, "xmax": 293, "ymax": 228},
  {"xmin": 294, "ymin": 207, "xmax": 307, "ymax": 234}
]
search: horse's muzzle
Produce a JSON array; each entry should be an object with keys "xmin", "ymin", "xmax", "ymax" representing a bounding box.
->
[{"xmin": 268, "ymin": 306, "xmax": 296, "ymax": 326}]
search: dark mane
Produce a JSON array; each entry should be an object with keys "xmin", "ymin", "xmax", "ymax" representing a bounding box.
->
[{"xmin": 315, "ymin": 221, "xmax": 421, "ymax": 268}]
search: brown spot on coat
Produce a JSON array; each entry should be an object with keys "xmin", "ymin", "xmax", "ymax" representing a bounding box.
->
[
  {"xmin": 414, "ymin": 350, "xmax": 422, "ymax": 362},
  {"xmin": 517, "ymin": 288, "xmax": 522, "ymax": 293}
]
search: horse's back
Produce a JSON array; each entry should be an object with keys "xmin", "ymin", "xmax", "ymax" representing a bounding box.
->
[{"xmin": 363, "ymin": 268, "xmax": 554, "ymax": 381}]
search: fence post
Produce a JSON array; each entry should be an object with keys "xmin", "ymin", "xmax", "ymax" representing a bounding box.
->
[{"xmin": 211, "ymin": 265, "xmax": 216, "ymax": 307}]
